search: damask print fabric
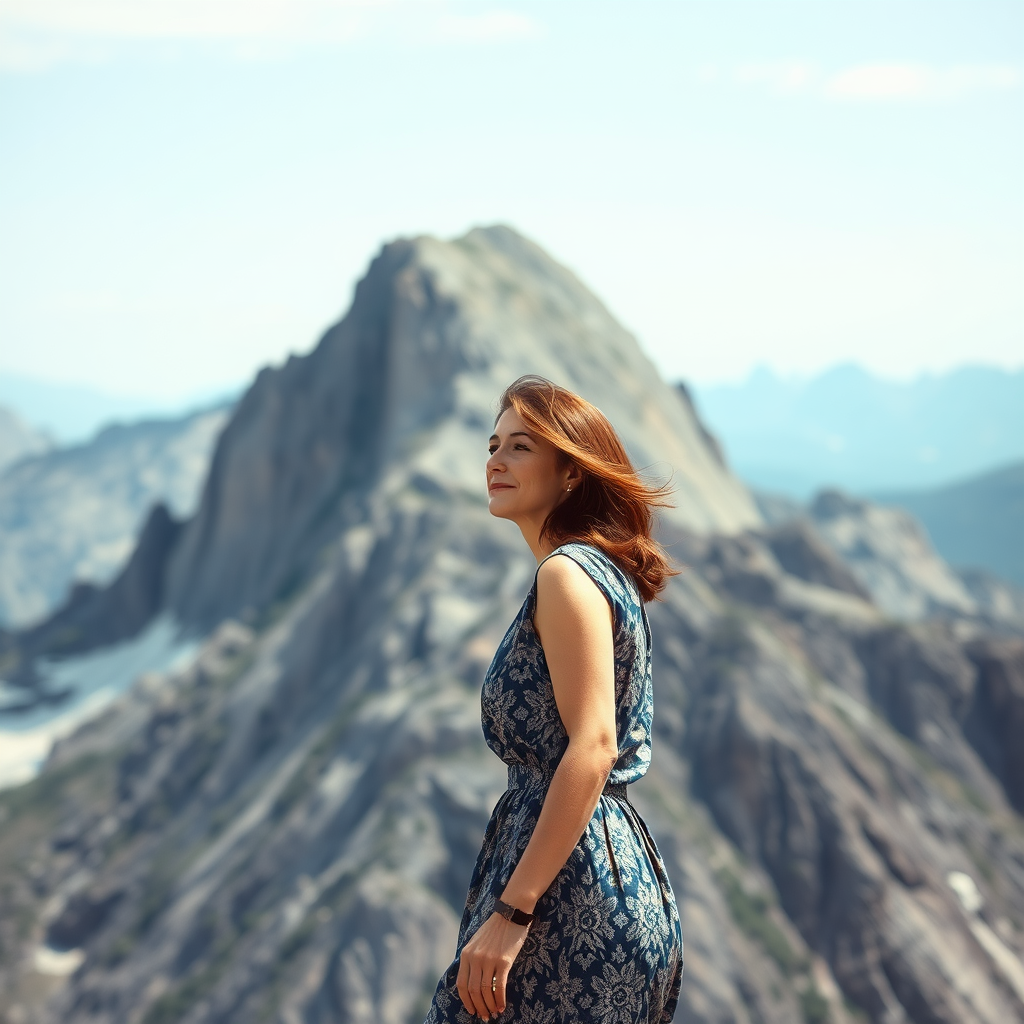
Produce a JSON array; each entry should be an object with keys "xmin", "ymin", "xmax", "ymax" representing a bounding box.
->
[{"xmin": 425, "ymin": 543, "xmax": 683, "ymax": 1023}]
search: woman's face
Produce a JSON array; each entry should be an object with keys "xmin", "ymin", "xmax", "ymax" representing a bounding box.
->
[{"xmin": 486, "ymin": 408, "xmax": 572, "ymax": 525}]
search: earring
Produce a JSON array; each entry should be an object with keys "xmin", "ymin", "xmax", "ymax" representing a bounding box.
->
[{"xmin": 566, "ymin": 486, "xmax": 572, "ymax": 492}]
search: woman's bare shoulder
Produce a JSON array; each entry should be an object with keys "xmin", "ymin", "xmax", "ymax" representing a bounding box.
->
[{"xmin": 536, "ymin": 553, "xmax": 612, "ymax": 620}]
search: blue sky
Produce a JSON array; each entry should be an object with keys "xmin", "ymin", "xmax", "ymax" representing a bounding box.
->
[{"xmin": 1, "ymin": 0, "xmax": 1021, "ymax": 403}]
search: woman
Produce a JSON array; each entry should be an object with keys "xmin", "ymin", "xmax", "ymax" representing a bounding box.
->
[{"xmin": 425, "ymin": 375, "xmax": 683, "ymax": 1023}]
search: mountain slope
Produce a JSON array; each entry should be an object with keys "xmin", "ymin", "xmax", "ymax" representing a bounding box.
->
[
  {"xmin": 874, "ymin": 461, "xmax": 1024, "ymax": 590},
  {"xmin": 0, "ymin": 406, "xmax": 230, "ymax": 628},
  {"xmin": 753, "ymin": 486, "xmax": 1024, "ymax": 630},
  {"xmin": 0, "ymin": 226, "xmax": 1021, "ymax": 1024}
]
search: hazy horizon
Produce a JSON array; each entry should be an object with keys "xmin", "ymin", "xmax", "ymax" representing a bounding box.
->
[
  {"xmin": 2, "ymin": 3, "xmax": 1021, "ymax": 400},
  {"xmin": 3, "ymin": 360, "xmax": 1020, "ymax": 484}
]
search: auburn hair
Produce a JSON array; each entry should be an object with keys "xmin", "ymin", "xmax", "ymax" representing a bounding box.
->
[{"xmin": 496, "ymin": 375, "xmax": 678, "ymax": 602}]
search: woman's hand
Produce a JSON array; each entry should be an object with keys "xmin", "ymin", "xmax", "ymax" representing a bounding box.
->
[{"xmin": 456, "ymin": 911, "xmax": 529, "ymax": 1019}]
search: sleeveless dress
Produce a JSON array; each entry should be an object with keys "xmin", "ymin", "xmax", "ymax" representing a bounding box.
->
[{"xmin": 424, "ymin": 542, "xmax": 683, "ymax": 1023}]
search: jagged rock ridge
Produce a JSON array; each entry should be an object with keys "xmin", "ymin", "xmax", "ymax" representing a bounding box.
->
[
  {"xmin": 0, "ymin": 504, "xmax": 184, "ymax": 702},
  {"xmin": 0, "ymin": 406, "xmax": 229, "ymax": 629},
  {"xmin": 0, "ymin": 226, "xmax": 1021, "ymax": 1024}
]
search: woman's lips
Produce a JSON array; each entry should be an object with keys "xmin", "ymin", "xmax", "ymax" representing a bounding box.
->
[{"xmin": 488, "ymin": 483, "xmax": 513, "ymax": 492}]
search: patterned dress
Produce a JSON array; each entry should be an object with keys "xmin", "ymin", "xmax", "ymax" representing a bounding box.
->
[{"xmin": 425, "ymin": 542, "xmax": 683, "ymax": 1023}]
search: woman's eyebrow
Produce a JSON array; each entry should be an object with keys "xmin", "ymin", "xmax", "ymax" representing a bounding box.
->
[{"xmin": 489, "ymin": 431, "xmax": 535, "ymax": 442}]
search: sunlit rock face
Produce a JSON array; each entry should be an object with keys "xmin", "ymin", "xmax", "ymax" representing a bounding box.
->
[{"xmin": 1, "ymin": 227, "xmax": 1022, "ymax": 1024}]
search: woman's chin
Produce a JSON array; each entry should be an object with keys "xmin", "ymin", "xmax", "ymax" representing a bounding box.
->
[{"xmin": 487, "ymin": 496, "xmax": 515, "ymax": 519}]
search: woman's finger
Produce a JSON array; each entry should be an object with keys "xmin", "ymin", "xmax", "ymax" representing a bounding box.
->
[
  {"xmin": 456, "ymin": 955, "xmax": 475, "ymax": 1016},
  {"xmin": 466, "ymin": 959, "xmax": 488, "ymax": 1018},
  {"xmin": 492, "ymin": 963, "xmax": 509, "ymax": 1016},
  {"xmin": 477, "ymin": 961, "xmax": 499, "ymax": 1018}
]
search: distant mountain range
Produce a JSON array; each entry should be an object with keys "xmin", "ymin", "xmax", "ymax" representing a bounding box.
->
[
  {"xmin": 1, "ymin": 226, "xmax": 1022, "ymax": 1024},
  {"xmin": 874, "ymin": 460, "xmax": 1024, "ymax": 590},
  {"xmin": 0, "ymin": 373, "xmax": 240, "ymax": 445},
  {"xmin": 691, "ymin": 363, "xmax": 1024, "ymax": 497}
]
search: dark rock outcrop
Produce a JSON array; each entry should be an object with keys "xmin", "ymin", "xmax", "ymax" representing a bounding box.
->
[
  {"xmin": 763, "ymin": 518, "xmax": 869, "ymax": 598},
  {"xmin": 962, "ymin": 637, "xmax": 1024, "ymax": 812},
  {"xmin": 675, "ymin": 382, "xmax": 727, "ymax": 468},
  {"xmin": 0, "ymin": 405, "xmax": 228, "ymax": 628},
  {"xmin": 0, "ymin": 504, "xmax": 184, "ymax": 698}
]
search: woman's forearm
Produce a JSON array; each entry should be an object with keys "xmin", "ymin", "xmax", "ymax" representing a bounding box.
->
[{"xmin": 499, "ymin": 737, "xmax": 618, "ymax": 912}]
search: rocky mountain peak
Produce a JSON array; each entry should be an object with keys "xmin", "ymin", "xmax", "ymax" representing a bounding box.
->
[{"xmin": 165, "ymin": 225, "xmax": 758, "ymax": 630}]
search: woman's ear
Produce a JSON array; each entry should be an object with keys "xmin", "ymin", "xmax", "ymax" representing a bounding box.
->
[{"xmin": 566, "ymin": 463, "xmax": 584, "ymax": 489}]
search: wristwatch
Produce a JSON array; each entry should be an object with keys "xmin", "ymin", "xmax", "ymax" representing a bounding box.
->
[{"xmin": 493, "ymin": 898, "xmax": 535, "ymax": 927}]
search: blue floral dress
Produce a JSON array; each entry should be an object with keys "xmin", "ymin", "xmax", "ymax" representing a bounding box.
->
[{"xmin": 425, "ymin": 542, "xmax": 683, "ymax": 1023}]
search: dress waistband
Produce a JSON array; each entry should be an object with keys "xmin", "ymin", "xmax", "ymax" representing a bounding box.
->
[{"xmin": 506, "ymin": 763, "xmax": 629, "ymax": 802}]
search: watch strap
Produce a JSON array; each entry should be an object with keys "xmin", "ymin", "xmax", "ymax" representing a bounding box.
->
[{"xmin": 493, "ymin": 898, "xmax": 535, "ymax": 926}]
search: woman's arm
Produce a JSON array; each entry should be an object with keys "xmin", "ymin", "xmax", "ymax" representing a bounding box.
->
[
  {"xmin": 500, "ymin": 555, "xmax": 619, "ymax": 907},
  {"xmin": 456, "ymin": 555, "xmax": 619, "ymax": 1018}
]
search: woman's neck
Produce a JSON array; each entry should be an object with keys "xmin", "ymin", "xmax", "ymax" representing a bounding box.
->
[{"xmin": 518, "ymin": 517, "xmax": 557, "ymax": 564}]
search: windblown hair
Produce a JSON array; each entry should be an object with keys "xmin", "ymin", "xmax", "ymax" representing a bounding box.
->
[{"xmin": 496, "ymin": 375, "xmax": 678, "ymax": 602}]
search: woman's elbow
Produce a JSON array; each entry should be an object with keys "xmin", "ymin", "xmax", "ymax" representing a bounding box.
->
[
  {"xmin": 570, "ymin": 733, "xmax": 618, "ymax": 778},
  {"xmin": 600, "ymin": 741, "xmax": 619, "ymax": 777}
]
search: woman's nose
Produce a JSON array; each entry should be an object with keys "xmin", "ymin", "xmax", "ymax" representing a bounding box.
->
[{"xmin": 486, "ymin": 449, "xmax": 504, "ymax": 472}]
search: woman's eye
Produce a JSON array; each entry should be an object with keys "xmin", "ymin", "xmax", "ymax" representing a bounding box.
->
[
  {"xmin": 514, "ymin": 443, "xmax": 529, "ymax": 451},
  {"xmin": 487, "ymin": 446, "xmax": 498, "ymax": 454}
]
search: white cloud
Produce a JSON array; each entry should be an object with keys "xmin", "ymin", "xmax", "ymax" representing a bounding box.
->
[
  {"xmin": 824, "ymin": 63, "xmax": 1022, "ymax": 101},
  {"xmin": 734, "ymin": 62, "xmax": 817, "ymax": 95},
  {"xmin": 0, "ymin": 0, "xmax": 541, "ymax": 70}
]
